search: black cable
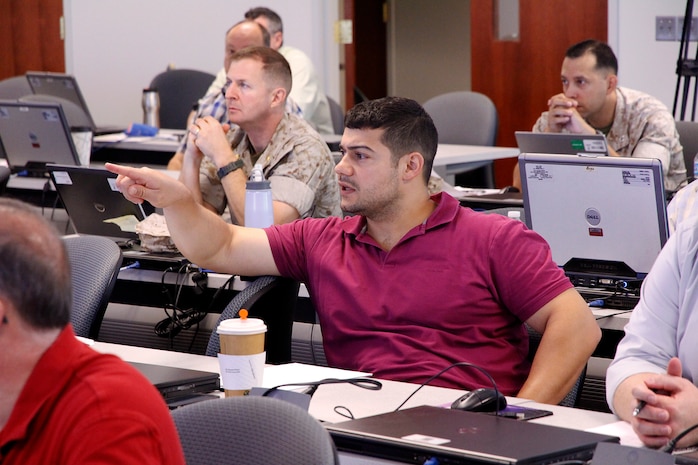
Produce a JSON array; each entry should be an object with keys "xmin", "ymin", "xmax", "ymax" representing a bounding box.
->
[
  {"xmin": 260, "ymin": 377, "xmax": 382, "ymax": 398},
  {"xmin": 393, "ymin": 362, "xmax": 500, "ymax": 414},
  {"xmin": 660, "ymin": 422, "xmax": 698, "ymax": 453}
]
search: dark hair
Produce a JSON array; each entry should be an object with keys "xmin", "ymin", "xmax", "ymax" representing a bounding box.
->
[
  {"xmin": 244, "ymin": 6, "xmax": 283, "ymax": 34},
  {"xmin": 344, "ymin": 96, "xmax": 438, "ymax": 183},
  {"xmin": 0, "ymin": 198, "xmax": 71, "ymax": 329},
  {"xmin": 566, "ymin": 39, "xmax": 618, "ymax": 74},
  {"xmin": 231, "ymin": 46, "xmax": 292, "ymax": 94},
  {"xmin": 227, "ymin": 19, "xmax": 271, "ymax": 48}
]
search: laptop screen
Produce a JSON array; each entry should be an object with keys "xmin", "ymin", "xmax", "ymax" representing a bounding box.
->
[
  {"xmin": 519, "ymin": 153, "xmax": 668, "ymax": 283},
  {"xmin": 515, "ymin": 131, "xmax": 609, "ymax": 156},
  {"xmin": 0, "ymin": 100, "xmax": 80, "ymax": 172},
  {"xmin": 25, "ymin": 72, "xmax": 97, "ymax": 129},
  {"xmin": 47, "ymin": 164, "xmax": 146, "ymax": 241}
]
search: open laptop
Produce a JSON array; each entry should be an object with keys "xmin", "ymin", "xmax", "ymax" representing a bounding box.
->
[
  {"xmin": 128, "ymin": 361, "xmax": 220, "ymax": 403},
  {"xmin": 326, "ymin": 406, "xmax": 619, "ymax": 465},
  {"xmin": 47, "ymin": 164, "xmax": 147, "ymax": 242},
  {"xmin": 515, "ymin": 131, "xmax": 610, "ymax": 157},
  {"xmin": 47, "ymin": 164, "xmax": 185, "ymax": 269},
  {"xmin": 519, "ymin": 153, "xmax": 668, "ymax": 301},
  {"xmin": 0, "ymin": 100, "xmax": 80, "ymax": 173},
  {"xmin": 25, "ymin": 71, "xmax": 125, "ymax": 135}
]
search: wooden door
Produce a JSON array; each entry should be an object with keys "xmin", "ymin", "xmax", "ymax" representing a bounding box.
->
[
  {"xmin": 0, "ymin": 0, "xmax": 65, "ymax": 80},
  {"xmin": 471, "ymin": 0, "xmax": 607, "ymax": 187}
]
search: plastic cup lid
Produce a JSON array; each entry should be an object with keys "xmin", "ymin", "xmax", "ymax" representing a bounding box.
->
[{"xmin": 216, "ymin": 317, "xmax": 267, "ymax": 335}]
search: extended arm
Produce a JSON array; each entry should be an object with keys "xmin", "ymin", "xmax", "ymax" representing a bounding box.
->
[
  {"xmin": 518, "ymin": 288, "xmax": 600, "ymax": 404},
  {"xmin": 106, "ymin": 163, "xmax": 279, "ymax": 276}
]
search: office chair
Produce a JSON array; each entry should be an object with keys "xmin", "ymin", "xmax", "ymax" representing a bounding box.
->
[
  {"xmin": 676, "ymin": 120, "xmax": 698, "ymax": 182},
  {"xmin": 423, "ymin": 91, "xmax": 499, "ymax": 188},
  {"xmin": 526, "ymin": 325, "xmax": 586, "ymax": 408},
  {"xmin": 206, "ymin": 275, "xmax": 300, "ymax": 364},
  {"xmin": 148, "ymin": 69, "xmax": 216, "ymax": 129},
  {"xmin": 171, "ymin": 396, "xmax": 338, "ymax": 465},
  {"xmin": 326, "ymin": 95, "xmax": 345, "ymax": 135},
  {"xmin": 0, "ymin": 75, "xmax": 32, "ymax": 99},
  {"xmin": 63, "ymin": 235, "xmax": 123, "ymax": 339}
]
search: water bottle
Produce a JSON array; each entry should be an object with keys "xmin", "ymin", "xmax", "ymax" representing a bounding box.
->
[
  {"xmin": 693, "ymin": 152, "xmax": 698, "ymax": 180},
  {"xmin": 142, "ymin": 88, "xmax": 160, "ymax": 128},
  {"xmin": 244, "ymin": 163, "xmax": 273, "ymax": 228},
  {"xmin": 507, "ymin": 210, "xmax": 522, "ymax": 221}
]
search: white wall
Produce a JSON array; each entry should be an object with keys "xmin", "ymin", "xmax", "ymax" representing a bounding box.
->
[
  {"xmin": 611, "ymin": 0, "xmax": 697, "ymax": 114},
  {"xmin": 63, "ymin": 0, "xmax": 340, "ymax": 127}
]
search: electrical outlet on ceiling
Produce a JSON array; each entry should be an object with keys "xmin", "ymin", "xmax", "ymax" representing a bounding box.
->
[{"xmin": 656, "ymin": 16, "xmax": 677, "ymax": 41}]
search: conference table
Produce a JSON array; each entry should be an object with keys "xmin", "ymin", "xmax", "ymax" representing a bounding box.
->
[{"xmin": 92, "ymin": 340, "xmax": 628, "ymax": 465}]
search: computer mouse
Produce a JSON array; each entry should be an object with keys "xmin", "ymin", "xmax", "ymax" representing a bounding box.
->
[{"xmin": 450, "ymin": 388, "xmax": 507, "ymax": 412}]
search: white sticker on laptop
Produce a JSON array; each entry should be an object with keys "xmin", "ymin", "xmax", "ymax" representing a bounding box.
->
[
  {"xmin": 52, "ymin": 171, "xmax": 72, "ymax": 185},
  {"xmin": 582, "ymin": 138, "xmax": 607, "ymax": 152},
  {"xmin": 402, "ymin": 434, "xmax": 450, "ymax": 445},
  {"xmin": 107, "ymin": 178, "xmax": 119, "ymax": 191}
]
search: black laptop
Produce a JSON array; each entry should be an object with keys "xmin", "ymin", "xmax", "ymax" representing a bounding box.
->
[
  {"xmin": 325, "ymin": 406, "xmax": 619, "ymax": 465},
  {"xmin": 0, "ymin": 100, "xmax": 80, "ymax": 173},
  {"xmin": 25, "ymin": 71, "xmax": 125, "ymax": 135},
  {"xmin": 128, "ymin": 361, "xmax": 220, "ymax": 402},
  {"xmin": 47, "ymin": 164, "xmax": 185, "ymax": 270},
  {"xmin": 47, "ymin": 164, "xmax": 147, "ymax": 242}
]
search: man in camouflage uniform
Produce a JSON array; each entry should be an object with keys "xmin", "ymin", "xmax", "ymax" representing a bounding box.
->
[
  {"xmin": 515, "ymin": 39, "xmax": 686, "ymax": 194},
  {"xmin": 181, "ymin": 46, "xmax": 341, "ymax": 225}
]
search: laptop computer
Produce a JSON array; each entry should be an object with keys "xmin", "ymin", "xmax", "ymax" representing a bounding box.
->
[
  {"xmin": 47, "ymin": 164, "xmax": 147, "ymax": 242},
  {"xmin": 325, "ymin": 406, "xmax": 619, "ymax": 465},
  {"xmin": 47, "ymin": 164, "xmax": 185, "ymax": 269},
  {"xmin": 25, "ymin": 71, "xmax": 125, "ymax": 135},
  {"xmin": 128, "ymin": 361, "xmax": 220, "ymax": 402},
  {"xmin": 519, "ymin": 153, "xmax": 668, "ymax": 296},
  {"xmin": 515, "ymin": 131, "xmax": 610, "ymax": 157},
  {"xmin": 0, "ymin": 100, "xmax": 80, "ymax": 173}
]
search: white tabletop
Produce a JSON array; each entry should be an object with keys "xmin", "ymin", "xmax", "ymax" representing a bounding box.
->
[
  {"xmin": 91, "ymin": 340, "xmax": 616, "ymax": 428},
  {"xmin": 433, "ymin": 144, "xmax": 519, "ymax": 167}
]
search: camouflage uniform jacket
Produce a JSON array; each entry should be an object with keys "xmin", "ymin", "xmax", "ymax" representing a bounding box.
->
[
  {"xmin": 199, "ymin": 113, "xmax": 342, "ymax": 223},
  {"xmin": 534, "ymin": 87, "xmax": 687, "ymax": 193}
]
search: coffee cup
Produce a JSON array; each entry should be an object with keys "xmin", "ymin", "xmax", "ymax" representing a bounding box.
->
[{"xmin": 216, "ymin": 310, "xmax": 266, "ymax": 396}]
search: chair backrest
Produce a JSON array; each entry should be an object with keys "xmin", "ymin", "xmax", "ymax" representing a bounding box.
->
[
  {"xmin": 676, "ymin": 120, "xmax": 698, "ymax": 182},
  {"xmin": 423, "ymin": 91, "xmax": 499, "ymax": 146},
  {"xmin": 0, "ymin": 75, "xmax": 32, "ymax": 99},
  {"xmin": 171, "ymin": 396, "xmax": 338, "ymax": 465},
  {"xmin": 526, "ymin": 325, "xmax": 586, "ymax": 408},
  {"xmin": 327, "ymin": 95, "xmax": 344, "ymax": 134},
  {"xmin": 206, "ymin": 275, "xmax": 300, "ymax": 364},
  {"xmin": 63, "ymin": 235, "xmax": 123, "ymax": 339},
  {"xmin": 148, "ymin": 69, "xmax": 216, "ymax": 129}
]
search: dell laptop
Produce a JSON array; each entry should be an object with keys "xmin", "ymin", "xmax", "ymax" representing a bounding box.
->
[
  {"xmin": 519, "ymin": 153, "xmax": 668, "ymax": 299},
  {"xmin": 326, "ymin": 406, "xmax": 619, "ymax": 465},
  {"xmin": 26, "ymin": 71, "xmax": 125, "ymax": 135},
  {"xmin": 515, "ymin": 131, "xmax": 609, "ymax": 157},
  {"xmin": 0, "ymin": 100, "xmax": 80, "ymax": 173}
]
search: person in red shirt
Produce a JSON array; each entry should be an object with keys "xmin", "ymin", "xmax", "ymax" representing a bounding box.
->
[{"xmin": 0, "ymin": 198, "xmax": 185, "ymax": 465}]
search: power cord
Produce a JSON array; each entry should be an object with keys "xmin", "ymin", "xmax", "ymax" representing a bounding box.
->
[
  {"xmin": 660, "ymin": 422, "xmax": 698, "ymax": 453},
  {"xmin": 393, "ymin": 361, "xmax": 500, "ymax": 414},
  {"xmin": 155, "ymin": 264, "xmax": 208, "ymax": 347}
]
